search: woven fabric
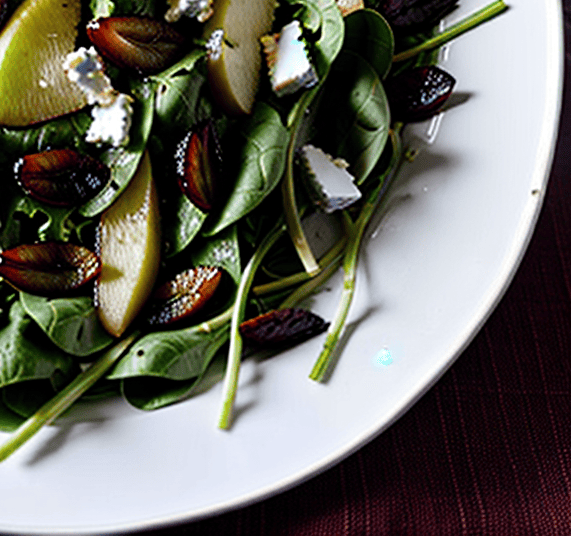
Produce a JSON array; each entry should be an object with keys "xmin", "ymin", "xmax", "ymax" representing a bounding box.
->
[{"xmin": 149, "ymin": 8, "xmax": 571, "ymax": 536}]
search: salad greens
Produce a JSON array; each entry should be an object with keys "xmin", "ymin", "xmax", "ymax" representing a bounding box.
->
[{"xmin": 0, "ymin": 0, "xmax": 506, "ymax": 460}]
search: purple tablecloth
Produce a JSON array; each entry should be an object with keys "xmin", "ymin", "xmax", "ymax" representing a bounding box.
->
[{"xmin": 148, "ymin": 6, "xmax": 571, "ymax": 535}]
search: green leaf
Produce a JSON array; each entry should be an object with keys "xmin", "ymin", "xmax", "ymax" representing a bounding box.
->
[
  {"xmin": 0, "ymin": 112, "xmax": 92, "ymax": 167},
  {"xmin": 119, "ymin": 351, "xmax": 227, "ymax": 410},
  {"xmin": 90, "ymin": 0, "xmax": 115, "ymax": 17},
  {"xmin": 0, "ymin": 300, "xmax": 79, "ymax": 425},
  {"xmin": 151, "ymin": 65, "xmax": 217, "ymax": 257},
  {"xmin": 190, "ymin": 224, "xmax": 241, "ymax": 284},
  {"xmin": 285, "ymin": 0, "xmax": 345, "ymax": 76},
  {"xmin": 79, "ymin": 79, "xmax": 156, "ymax": 217},
  {"xmin": 108, "ymin": 323, "xmax": 230, "ymax": 410},
  {"xmin": 0, "ymin": 301, "xmax": 74, "ymax": 389},
  {"xmin": 344, "ymin": 9, "xmax": 394, "ymax": 80},
  {"xmin": 315, "ymin": 50, "xmax": 391, "ymax": 183},
  {"xmin": 202, "ymin": 102, "xmax": 289, "ymax": 236},
  {"xmin": 109, "ymin": 323, "xmax": 229, "ymax": 381},
  {"xmin": 161, "ymin": 189, "xmax": 208, "ymax": 258},
  {"xmin": 0, "ymin": 395, "xmax": 25, "ymax": 432},
  {"xmin": 20, "ymin": 293, "xmax": 114, "ymax": 358}
]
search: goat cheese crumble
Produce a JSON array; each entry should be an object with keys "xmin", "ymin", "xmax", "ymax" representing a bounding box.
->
[
  {"xmin": 300, "ymin": 145, "xmax": 362, "ymax": 213},
  {"xmin": 64, "ymin": 46, "xmax": 134, "ymax": 147},
  {"xmin": 261, "ymin": 21, "xmax": 318, "ymax": 97}
]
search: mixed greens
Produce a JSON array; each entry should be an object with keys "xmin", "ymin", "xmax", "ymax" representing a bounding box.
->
[{"xmin": 0, "ymin": 0, "xmax": 506, "ymax": 460}]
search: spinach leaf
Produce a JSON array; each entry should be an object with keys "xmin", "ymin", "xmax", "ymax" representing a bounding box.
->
[
  {"xmin": 344, "ymin": 9, "xmax": 395, "ymax": 80},
  {"xmin": 92, "ymin": 0, "xmax": 158, "ymax": 17},
  {"xmin": 0, "ymin": 300, "xmax": 79, "ymax": 427},
  {"xmin": 189, "ymin": 224, "xmax": 241, "ymax": 284},
  {"xmin": 4, "ymin": 196, "xmax": 77, "ymax": 243},
  {"xmin": 285, "ymin": 0, "xmax": 344, "ymax": 76},
  {"xmin": 160, "ymin": 189, "xmax": 208, "ymax": 258},
  {"xmin": 0, "ymin": 111, "xmax": 92, "ymax": 166},
  {"xmin": 0, "ymin": 396, "xmax": 25, "ymax": 432},
  {"xmin": 151, "ymin": 57, "xmax": 220, "ymax": 258},
  {"xmin": 0, "ymin": 301, "xmax": 75, "ymax": 388},
  {"xmin": 152, "ymin": 53, "xmax": 211, "ymax": 137},
  {"xmin": 20, "ymin": 293, "xmax": 114, "ymax": 358},
  {"xmin": 202, "ymin": 102, "xmax": 289, "ymax": 236},
  {"xmin": 109, "ymin": 323, "xmax": 229, "ymax": 410},
  {"xmin": 119, "ymin": 350, "xmax": 227, "ymax": 410},
  {"xmin": 314, "ymin": 50, "xmax": 391, "ymax": 184},
  {"xmin": 79, "ymin": 79, "xmax": 156, "ymax": 217}
]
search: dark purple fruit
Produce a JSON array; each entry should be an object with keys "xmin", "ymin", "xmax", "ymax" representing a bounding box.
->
[
  {"xmin": 147, "ymin": 266, "xmax": 222, "ymax": 325},
  {"xmin": 86, "ymin": 17, "xmax": 187, "ymax": 75},
  {"xmin": 385, "ymin": 65, "xmax": 456, "ymax": 122},
  {"xmin": 0, "ymin": 242, "xmax": 101, "ymax": 296},
  {"xmin": 14, "ymin": 149, "xmax": 110, "ymax": 206},
  {"xmin": 379, "ymin": 0, "xmax": 458, "ymax": 29},
  {"xmin": 239, "ymin": 308, "xmax": 329, "ymax": 348},
  {"xmin": 174, "ymin": 121, "xmax": 222, "ymax": 212}
]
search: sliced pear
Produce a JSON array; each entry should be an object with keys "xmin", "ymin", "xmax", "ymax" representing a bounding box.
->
[
  {"xmin": 0, "ymin": 0, "xmax": 87, "ymax": 126},
  {"xmin": 97, "ymin": 151, "xmax": 161, "ymax": 338},
  {"xmin": 204, "ymin": 0, "xmax": 276, "ymax": 115}
]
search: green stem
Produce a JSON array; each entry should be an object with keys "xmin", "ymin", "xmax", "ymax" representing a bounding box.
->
[
  {"xmin": 282, "ymin": 88, "xmax": 321, "ymax": 276},
  {"xmin": 252, "ymin": 235, "xmax": 347, "ymax": 296},
  {"xmin": 393, "ymin": 0, "xmax": 508, "ymax": 63},
  {"xmin": 0, "ymin": 332, "xmax": 138, "ymax": 463},
  {"xmin": 278, "ymin": 253, "xmax": 344, "ymax": 310},
  {"xmin": 218, "ymin": 225, "xmax": 286, "ymax": 429},
  {"xmin": 309, "ymin": 132, "xmax": 403, "ymax": 382},
  {"xmin": 195, "ymin": 305, "xmax": 234, "ymax": 334}
]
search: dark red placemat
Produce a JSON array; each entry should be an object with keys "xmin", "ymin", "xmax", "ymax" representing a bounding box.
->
[{"xmin": 145, "ymin": 7, "xmax": 571, "ymax": 536}]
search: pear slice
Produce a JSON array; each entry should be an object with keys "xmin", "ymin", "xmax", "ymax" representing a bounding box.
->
[
  {"xmin": 97, "ymin": 151, "xmax": 161, "ymax": 338},
  {"xmin": 0, "ymin": 0, "xmax": 87, "ymax": 126},
  {"xmin": 204, "ymin": 0, "xmax": 275, "ymax": 115}
]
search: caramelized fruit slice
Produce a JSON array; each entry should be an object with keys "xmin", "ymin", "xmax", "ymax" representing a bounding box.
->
[
  {"xmin": 0, "ymin": 242, "xmax": 100, "ymax": 296},
  {"xmin": 203, "ymin": 0, "xmax": 276, "ymax": 115},
  {"xmin": 239, "ymin": 308, "xmax": 329, "ymax": 347},
  {"xmin": 15, "ymin": 149, "xmax": 110, "ymax": 207},
  {"xmin": 96, "ymin": 151, "xmax": 161, "ymax": 337},
  {"xmin": 147, "ymin": 266, "xmax": 222, "ymax": 326},
  {"xmin": 87, "ymin": 17, "xmax": 187, "ymax": 75},
  {"xmin": 0, "ymin": 0, "xmax": 87, "ymax": 126},
  {"xmin": 384, "ymin": 65, "xmax": 455, "ymax": 122},
  {"xmin": 174, "ymin": 121, "xmax": 223, "ymax": 211}
]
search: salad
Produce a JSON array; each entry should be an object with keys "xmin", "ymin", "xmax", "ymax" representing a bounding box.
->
[{"xmin": 0, "ymin": 0, "xmax": 506, "ymax": 460}]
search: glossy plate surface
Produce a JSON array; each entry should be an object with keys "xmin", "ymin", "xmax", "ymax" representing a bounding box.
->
[{"xmin": 0, "ymin": 0, "xmax": 563, "ymax": 533}]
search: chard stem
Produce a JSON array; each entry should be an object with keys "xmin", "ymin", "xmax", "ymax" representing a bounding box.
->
[
  {"xmin": 393, "ymin": 0, "xmax": 508, "ymax": 62},
  {"xmin": 278, "ymin": 253, "xmax": 344, "ymax": 310},
  {"xmin": 309, "ymin": 132, "xmax": 403, "ymax": 382},
  {"xmin": 218, "ymin": 225, "xmax": 285, "ymax": 429},
  {"xmin": 252, "ymin": 235, "xmax": 347, "ymax": 296},
  {"xmin": 282, "ymin": 88, "xmax": 321, "ymax": 276},
  {"xmin": 0, "ymin": 332, "xmax": 138, "ymax": 463}
]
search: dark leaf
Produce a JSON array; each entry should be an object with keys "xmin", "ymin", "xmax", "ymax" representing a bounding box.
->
[
  {"xmin": 14, "ymin": 149, "xmax": 110, "ymax": 207},
  {"xmin": 0, "ymin": 242, "xmax": 100, "ymax": 296},
  {"xmin": 240, "ymin": 308, "xmax": 329, "ymax": 347},
  {"xmin": 385, "ymin": 65, "xmax": 455, "ymax": 122}
]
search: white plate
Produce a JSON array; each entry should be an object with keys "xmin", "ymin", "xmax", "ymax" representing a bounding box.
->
[{"xmin": 0, "ymin": 0, "xmax": 563, "ymax": 534}]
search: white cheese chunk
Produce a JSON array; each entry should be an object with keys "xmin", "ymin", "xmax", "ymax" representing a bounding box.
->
[
  {"xmin": 300, "ymin": 145, "xmax": 361, "ymax": 213},
  {"xmin": 206, "ymin": 29, "xmax": 225, "ymax": 61},
  {"xmin": 63, "ymin": 46, "xmax": 115, "ymax": 106},
  {"xmin": 86, "ymin": 93, "xmax": 134, "ymax": 148},
  {"xmin": 262, "ymin": 21, "xmax": 318, "ymax": 97},
  {"xmin": 64, "ymin": 46, "xmax": 134, "ymax": 147},
  {"xmin": 165, "ymin": 0, "xmax": 214, "ymax": 23}
]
